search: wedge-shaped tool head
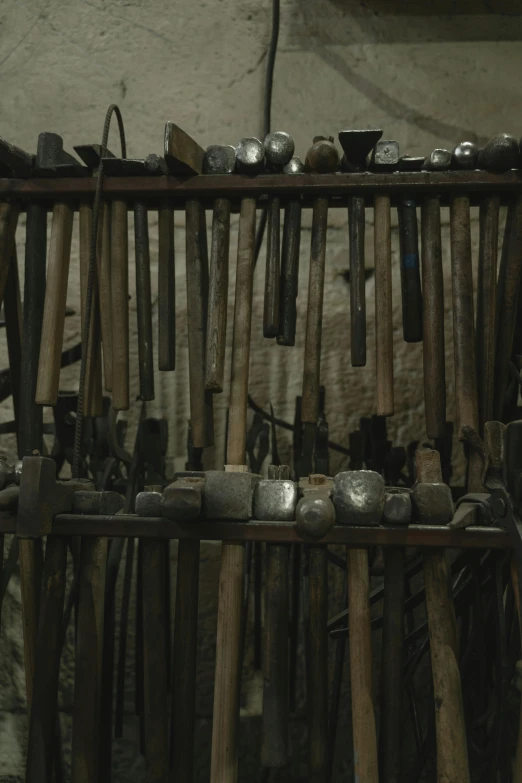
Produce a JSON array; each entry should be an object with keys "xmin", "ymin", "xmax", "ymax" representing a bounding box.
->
[
  {"xmin": 73, "ymin": 144, "xmax": 116, "ymax": 170},
  {"xmin": 338, "ymin": 129, "xmax": 382, "ymax": 167},
  {"xmin": 204, "ymin": 470, "xmax": 261, "ymax": 520},
  {"xmin": 0, "ymin": 136, "xmax": 35, "ymax": 177},
  {"xmin": 203, "ymin": 145, "xmax": 236, "ymax": 174},
  {"xmin": 383, "ymin": 487, "xmax": 412, "ymax": 525},
  {"xmin": 35, "ymin": 132, "xmax": 84, "ymax": 176},
  {"xmin": 412, "ymin": 482, "xmax": 454, "ymax": 525},
  {"xmin": 162, "ymin": 476, "xmax": 205, "ymax": 521},
  {"xmin": 333, "ymin": 470, "xmax": 385, "ymax": 525},
  {"xmin": 164, "ymin": 121, "xmax": 205, "ymax": 175}
]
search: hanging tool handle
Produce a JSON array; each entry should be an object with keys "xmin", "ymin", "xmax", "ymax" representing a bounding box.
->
[
  {"xmin": 158, "ymin": 203, "xmax": 176, "ymax": 371},
  {"xmin": 349, "ymin": 196, "xmax": 366, "ymax": 367},
  {"xmin": 134, "ymin": 201, "xmax": 154, "ymax": 401},
  {"xmin": 79, "ymin": 203, "xmax": 103, "ymax": 417},
  {"xmin": 397, "ymin": 196, "xmax": 423, "ymax": 343},
  {"xmin": 374, "ymin": 194, "xmax": 393, "ymax": 416},
  {"xmin": 111, "ymin": 200, "xmax": 130, "ymax": 410},
  {"xmin": 206, "ymin": 197, "xmax": 231, "ymax": 392}
]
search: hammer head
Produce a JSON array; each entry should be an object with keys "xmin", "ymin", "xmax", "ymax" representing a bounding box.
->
[
  {"xmin": 305, "ymin": 139, "xmax": 339, "ymax": 173},
  {"xmin": 478, "ymin": 133, "xmax": 519, "ymax": 173},
  {"xmin": 369, "ymin": 140, "xmax": 400, "ymax": 171},
  {"xmin": 203, "ymin": 145, "xmax": 236, "ymax": 174},
  {"xmin": 452, "ymin": 141, "xmax": 478, "ymax": 170},
  {"xmin": 235, "ymin": 137, "xmax": 265, "ymax": 174},
  {"xmin": 264, "ymin": 131, "xmax": 295, "ymax": 167},
  {"xmin": 383, "ymin": 488, "xmax": 412, "ymax": 525},
  {"xmin": 164, "ymin": 121, "xmax": 205, "ymax": 175},
  {"xmin": 412, "ymin": 482, "xmax": 454, "ymax": 525},
  {"xmin": 332, "ymin": 470, "xmax": 385, "ymax": 525},
  {"xmin": 422, "ymin": 149, "xmax": 452, "ymax": 171},
  {"xmin": 36, "ymin": 132, "xmax": 84, "ymax": 177},
  {"xmin": 0, "ymin": 136, "xmax": 35, "ymax": 177},
  {"xmin": 17, "ymin": 456, "xmax": 75, "ymax": 537},
  {"xmin": 295, "ymin": 492, "xmax": 335, "ymax": 540},
  {"xmin": 338, "ymin": 128, "xmax": 383, "ymax": 170},
  {"xmin": 135, "ymin": 490, "xmax": 163, "ymax": 517},
  {"xmin": 282, "ymin": 156, "xmax": 304, "ymax": 175},
  {"xmin": 73, "ymin": 144, "xmax": 116, "ymax": 171},
  {"xmin": 254, "ymin": 479, "xmax": 297, "ymax": 521},
  {"xmin": 203, "ymin": 470, "xmax": 260, "ymax": 520},
  {"xmin": 162, "ymin": 476, "xmax": 204, "ymax": 521},
  {"xmin": 398, "ymin": 155, "xmax": 424, "ymax": 172}
]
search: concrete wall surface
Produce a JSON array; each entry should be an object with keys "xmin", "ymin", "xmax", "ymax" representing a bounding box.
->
[{"xmin": 0, "ymin": 0, "xmax": 521, "ymax": 779}]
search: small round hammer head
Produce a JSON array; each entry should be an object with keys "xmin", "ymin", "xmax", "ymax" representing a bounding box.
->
[
  {"xmin": 333, "ymin": 470, "xmax": 385, "ymax": 525},
  {"xmin": 422, "ymin": 149, "xmax": 452, "ymax": 171},
  {"xmin": 295, "ymin": 493, "xmax": 335, "ymax": 540},
  {"xmin": 282, "ymin": 156, "xmax": 304, "ymax": 175},
  {"xmin": 264, "ymin": 131, "xmax": 295, "ymax": 167},
  {"xmin": 383, "ymin": 488, "xmax": 412, "ymax": 525},
  {"xmin": 203, "ymin": 145, "xmax": 236, "ymax": 174},
  {"xmin": 479, "ymin": 133, "xmax": 519, "ymax": 172},
  {"xmin": 305, "ymin": 139, "xmax": 339, "ymax": 173},
  {"xmin": 235, "ymin": 137, "xmax": 265, "ymax": 173},
  {"xmin": 452, "ymin": 141, "xmax": 478, "ymax": 170}
]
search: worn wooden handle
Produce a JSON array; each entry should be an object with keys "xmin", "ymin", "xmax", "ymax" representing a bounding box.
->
[
  {"xmin": 227, "ymin": 197, "xmax": 256, "ymax": 466},
  {"xmin": 111, "ymin": 200, "xmax": 129, "ymax": 411},
  {"xmin": 0, "ymin": 201, "xmax": 19, "ymax": 309},
  {"xmin": 349, "ymin": 196, "xmax": 366, "ymax": 367},
  {"xmin": 263, "ymin": 196, "xmax": 281, "ymax": 338},
  {"xmin": 397, "ymin": 197, "xmax": 423, "ymax": 343},
  {"xmin": 374, "ymin": 194, "xmax": 393, "ymax": 416},
  {"xmin": 134, "ymin": 201, "xmax": 154, "ymax": 401},
  {"xmin": 277, "ymin": 198, "xmax": 301, "ymax": 347},
  {"xmin": 476, "ymin": 195, "xmax": 499, "ymax": 430},
  {"xmin": 347, "ymin": 547, "xmax": 379, "ymax": 783},
  {"xmin": 97, "ymin": 201, "xmax": 113, "ymax": 392},
  {"xmin": 421, "ymin": 197, "xmax": 446, "ymax": 439},
  {"xmin": 186, "ymin": 199, "xmax": 212, "ymax": 448},
  {"xmin": 308, "ymin": 545, "xmax": 329, "ymax": 782},
  {"xmin": 79, "ymin": 204, "xmax": 103, "ymax": 418},
  {"xmin": 206, "ymin": 197, "xmax": 231, "ymax": 392},
  {"xmin": 158, "ymin": 203, "xmax": 176, "ymax": 371},
  {"xmin": 36, "ymin": 202, "xmax": 74, "ymax": 406},
  {"xmin": 301, "ymin": 197, "xmax": 328, "ymax": 424}
]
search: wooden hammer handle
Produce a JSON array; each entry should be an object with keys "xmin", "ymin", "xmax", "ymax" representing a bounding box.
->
[
  {"xmin": 301, "ymin": 197, "xmax": 328, "ymax": 424},
  {"xmin": 263, "ymin": 196, "xmax": 281, "ymax": 338},
  {"xmin": 158, "ymin": 203, "xmax": 176, "ymax": 371},
  {"xmin": 97, "ymin": 201, "xmax": 113, "ymax": 392},
  {"xmin": 374, "ymin": 194, "xmax": 393, "ymax": 416},
  {"xmin": 0, "ymin": 201, "xmax": 19, "ymax": 309},
  {"xmin": 36, "ymin": 202, "xmax": 74, "ymax": 406},
  {"xmin": 111, "ymin": 200, "xmax": 129, "ymax": 411},
  {"xmin": 79, "ymin": 204, "xmax": 103, "ymax": 418},
  {"xmin": 476, "ymin": 195, "xmax": 499, "ymax": 430},
  {"xmin": 308, "ymin": 545, "xmax": 329, "ymax": 782},
  {"xmin": 421, "ymin": 197, "xmax": 446, "ymax": 439},
  {"xmin": 349, "ymin": 196, "xmax": 366, "ymax": 367},
  {"xmin": 134, "ymin": 201, "xmax": 154, "ymax": 401},
  {"xmin": 206, "ymin": 197, "xmax": 231, "ymax": 393},
  {"xmin": 227, "ymin": 197, "xmax": 256, "ymax": 465},
  {"xmin": 278, "ymin": 198, "xmax": 301, "ymax": 347}
]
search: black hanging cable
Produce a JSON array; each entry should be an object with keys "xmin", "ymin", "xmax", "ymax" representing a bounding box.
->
[{"xmin": 72, "ymin": 104, "xmax": 127, "ymax": 477}]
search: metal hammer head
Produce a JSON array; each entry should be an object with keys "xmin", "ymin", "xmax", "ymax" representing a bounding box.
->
[
  {"xmin": 135, "ymin": 489, "xmax": 163, "ymax": 517},
  {"xmin": 422, "ymin": 149, "xmax": 452, "ymax": 171},
  {"xmin": 305, "ymin": 138, "xmax": 339, "ymax": 173},
  {"xmin": 338, "ymin": 128, "xmax": 383, "ymax": 171},
  {"xmin": 254, "ymin": 476, "xmax": 297, "ymax": 521},
  {"xmin": 295, "ymin": 492, "xmax": 335, "ymax": 540},
  {"xmin": 73, "ymin": 144, "xmax": 116, "ymax": 171},
  {"xmin": 332, "ymin": 470, "xmax": 385, "ymax": 525},
  {"xmin": 162, "ymin": 476, "xmax": 205, "ymax": 521},
  {"xmin": 370, "ymin": 140, "xmax": 400, "ymax": 171},
  {"xmin": 264, "ymin": 131, "xmax": 295, "ymax": 167},
  {"xmin": 235, "ymin": 137, "xmax": 265, "ymax": 174},
  {"xmin": 0, "ymin": 136, "xmax": 35, "ymax": 177},
  {"xmin": 412, "ymin": 482, "xmax": 454, "ymax": 525},
  {"xmin": 36, "ymin": 132, "xmax": 83, "ymax": 176},
  {"xmin": 203, "ymin": 145, "xmax": 236, "ymax": 174},
  {"xmin": 383, "ymin": 487, "xmax": 412, "ymax": 525},
  {"xmin": 164, "ymin": 121, "xmax": 205, "ymax": 175},
  {"xmin": 478, "ymin": 133, "xmax": 519, "ymax": 172},
  {"xmin": 452, "ymin": 141, "xmax": 478, "ymax": 170},
  {"xmin": 398, "ymin": 155, "xmax": 424, "ymax": 172},
  {"xmin": 283, "ymin": 156, "xmax": 304, "ymax": 175},
  {"xmin": 203, "ymin": 470, "xmax": 260, "ymax": 520}
]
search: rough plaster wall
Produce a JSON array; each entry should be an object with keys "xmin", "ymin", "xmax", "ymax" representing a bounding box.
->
[{"xmin": 0, "ymin": 0, "xmax": 522, "ymax": 779}]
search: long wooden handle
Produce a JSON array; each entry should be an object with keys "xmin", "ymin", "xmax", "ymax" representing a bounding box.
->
[
  {"xmin": 186, "ymin": 199, "xmax": 212, "ymax": 448},
  {"xmin": 0, "ymin": 201, "xmax": 19, "ymax": 309},
  {"xmin": 206, "ymin": 198, "xmax": 231, "ymax": 392},
  {"xmin": 111, "ymin": 200, "xmax": 129, "ymax": 411},
  {"xmin": 71, "ymin": 537, "xmax": 107, "ymax": 783},
  {"xmin": 476, "ymin": 195, "xmax": 499, "ymax": 430},
  {"xmin": 5, "ymin": 249, "xmax": 23, "ymax": 430},
  {"xmin": 421, "ymin": 197, "xmax": 446, "ymax": 439},
  {"xmin": 308, "ymin": 545, "xmax": 329, "ymax": 782},
  {"xmin": 262, "ymin": 544, "xmax": 289, "ymax": 770},
  {"xmin": 374, "ymin": 194, "xmax": 393, "ymax": 416},
  {"xmin": 278, "ymin": 198, "xmax": 301, "ymax": 347},
  {"xmin": 79, "ymin": 203, "xmax": 103, "ymax": 418},
  {"xmin": 158, "ymin": 203, "xmax": 176, "ymax": 371},
  {"xmin": 349, "ymin": 196, "xmax": 366, "ymax": 367},
  {"xmin": 134, "ymin": 201, "xmax": 154, "ymax": 401},
  {"xmin": 98, "ymin": 201, "xmax": 113, "ymax": 392},
  {"xmin": 36, "ymin": 202, "xmax": 74, "ymax": 406},
  {"xmin": 301, "ymin": 197, "xmax": 328, "ymax": 424},
  {"xmin": 494, "ymin": 195, "xmax": 522, "ymax": 419},
  {"xmin": 263, "ymin": 196, "xmax": 281, "ymax": 338},
  {"xmin": 226, "ymin": 197, "xmax": 256, "ymax": 465},
  {"xmin": 379, "ymin": 546, "xmax": 405, "ymax": 783},
  {"xmin": 210, "ymin": 541, "xmax": 245, "ymax": 783},
  {"xmin": 171, "ymin": 538, "xmax": 200, "ymax": 780},
  {"xmin": 397, "ymin": 197, "xmax": 423, "ymax": 343},
  {"xmin": 511, "ymin": 558, "xmax": 522, "ymax": 781},
  {"xmin": 347, "ymin": 547, "xmax": 379, "ymax": 783},
  {"xmin": 450, "ymin": 195, "xmax": 481, "ymax": 491}
]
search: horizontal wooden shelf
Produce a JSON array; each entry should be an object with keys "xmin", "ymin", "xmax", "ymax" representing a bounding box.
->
[{"xmin": 0, "ymin": 170, "xmax": 521, "ymax": 209}]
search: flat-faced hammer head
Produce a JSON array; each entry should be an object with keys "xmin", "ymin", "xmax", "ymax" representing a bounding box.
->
[
  {"xmin": 333, "ymin": 470, "xmax": 385, "ymax": 525},
  {"xmin": 235, "ymin": 137, "xmax": 265, "ymax": 174},
  {"xmin": 254, "ymin": 465, "xmax": 298, "ymax": 521},
  {"xmin": 370, "ymin": 140, "xmax": 400, "ymax": 171},
  {"xmin": 203, "ymin": 145, "xmax": 236, "ymax": 174},
  {"xmin": 422, "ymin": 149, "xmax": 452, "ymax": 171},
  {"xmin": 162, "ymin": 476, "xmax": 205, "ymax": 521},
  {"xmin": 264, "ymin": 131, "xmax": 295, "ymax": 167},
  {"xmin": 203, "ymin": 469, "xmax": 261, "ymax": 520},
  {"xmin": 383, "ymin": 487, "xmax": 412, "ymax": 525}
]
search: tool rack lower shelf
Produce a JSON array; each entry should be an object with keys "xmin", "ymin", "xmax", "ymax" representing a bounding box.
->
[{"xmin": 0, "ymin": 513, "xmax": 511, "ymax": 548}]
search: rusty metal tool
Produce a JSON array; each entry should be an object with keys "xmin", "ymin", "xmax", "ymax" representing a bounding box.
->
[
  {"xmin": 397, "ymin": 197, "xmax": 422, "ymax": 343},
  {"xmin": 415, "ymin": 447, "xmax": 470, "ymax": 783},
  {"xmin": 450, "ymin": 193, "xmax": 483, "ymax": 491},
  {"xmin": 210, "ymin": 158, "xmax": 258, "ymax": 781},
  {"xmin": 277, "ymin": 155, "xmax": 303, "ymax": 347},
  {"xmin": 374, "ymin": 190, "xmax": 393, "ymax": 416},
  {"xmin": 35, "ymin": 133, "xmax": 83, "ymax": 406},
  {"xmin": 300, "ymin": 138, "xmax": 339, "ymax": 476},
  {"xmin": 263, "ymin": 132, "xmax": 295, "ymax": 337},
  {"xmin": 478, "ymin": 133, "xmax": 519, "ymax": 172},
  {"xmin": 203, "ymin": 145, "xmax": 235, "ymax": 392},
  {"xmin": 420, "ymin": 195, "xmax": 446, "ymax": 439}
]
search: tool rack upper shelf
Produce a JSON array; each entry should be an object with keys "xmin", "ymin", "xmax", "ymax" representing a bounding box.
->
[{"xmin": 1, "ymin": 170, "xmax": 522, "ymax": 209}]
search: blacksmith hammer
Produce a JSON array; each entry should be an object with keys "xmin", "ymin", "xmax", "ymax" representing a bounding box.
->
[{"xmin": 277, "ymin": 155, "xmax": 304, "ymax": 347}]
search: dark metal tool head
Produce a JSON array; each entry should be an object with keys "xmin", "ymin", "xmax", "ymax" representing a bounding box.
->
[
  {"xmin": 332, "ymin": 470, "xmax": 385, "ymax": 525},
  {"xmin": 412, "ymin": 482, "xmax": 454, "ymax": 525},
  {"xmin": 338, "ymin": 128, "xmax": 383, "ymax": 171},
  {"xmin": 102, "ymin": 156, "xmax": 166, "ymax": 176},
  {"xmin": 422, "ymin": 149, "xmax": 452, "ymax": 171},
  {"xmin": 478, "ymin": 133, "xmax": 519, "ymax": 172},
  {"xmin": 73, "ymin": 144, "xmax": 116, "ymax": 171},
  {"xmin": 203, "ymin": 470, "xmax": 261, "ymax": 520},
  {"xmin": 235, "ymin": 137, "xmax": 265, "ymax": 174},
  {"xmin": 263, "ymin": 131, "xmax": 295, "ymax": 167},
  {"xmin": 452, "ymin": 141, "xmax": 478, "ymax": 170},
  {"xmin": 369, "ymin": 140, "xmax": 400, "ymax": 171},
  {"xmin": 0, "ymin": 136, "xmax": 35, "ymax": 177},
  {"xmin": 282, "ymin": 156, "xmax": 304, "ymax": 175},
  {"xmin": 35, "ymin": 132, "xmax": 84, "ymax": 177},
  {"xmin": 164, "ymin": 121, "xmax": 205, "ymax": 175},
  {"xmin": 305, "ymin": 138, "xmax": 339, "ymax": 173},
  {"xmin": 383, "ymin": 487, "xmax": 412, "ymax": 525},
  {"xmin": 203, "ymin": 144, "xmax": 236, "ymax": 174},
  {"xmin": 398, "ymin": 156, "xmax": 424, "ymax": 172},
  {"xmin": 295, "ymin": 492, "xmax": 335, "ymax": 539}
]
